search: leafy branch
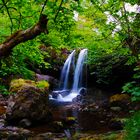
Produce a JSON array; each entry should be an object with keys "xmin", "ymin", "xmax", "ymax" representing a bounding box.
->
[
  {"xmin": 2, "ymin": 0, "xmax": 13, "ymax": 33},
  {"xmin": 54, "ymin": 0, "xmax": 64, "ymax": 22},
  {"xmin": 40, "ymin": 0, "xmax": 48, "ymax": 16}
]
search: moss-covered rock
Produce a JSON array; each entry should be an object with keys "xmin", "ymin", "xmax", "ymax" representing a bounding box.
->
[
  {"xmin": 110, "ymin": 94, "xmax": 130, "ymax": 103},
  {"xmin": 9, "ymin": 78, "xmax": 49, "ymax": 93},
  {"xmin": 6, "ymin": 85, "xmax": 52, "ymax": 125},
  {"xmin": 109, "ymin": 94, "xmax": 131, "ymax": 111},
  {"xmin": 72, "ymin": 131, "xmax": 125, "ymax": 140}
]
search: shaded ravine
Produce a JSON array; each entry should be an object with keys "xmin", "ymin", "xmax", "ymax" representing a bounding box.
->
[{"xmin": 51, "ymin": 49, "xmax": 88, "ymax": 102}]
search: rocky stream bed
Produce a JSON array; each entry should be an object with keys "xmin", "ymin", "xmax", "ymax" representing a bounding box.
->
[{"xmin": 0, "ymin": 81, "xmax": 139, "ymax": 140}]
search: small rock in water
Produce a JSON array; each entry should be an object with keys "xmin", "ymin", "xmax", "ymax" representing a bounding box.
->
[
  {"xmin": 37, "ymin": 132, "xmax": 53, "ymax": 139},
  {"xmin": 60, "ymin": 90, "xmax": 70, "ymax": 97},
  {"xmin": 109, "ymin": 120, "xmax": 123, "ymax": 130},
  {"xmin": 52, "ymin": 121, "xmax": 64, "ymax": 132},
  {"xmin": 7, "ymin": 134, "xmax": 25, "ymax": 140},
  {"xmin": 64, "ymin": 129, "xmax": 71, "ymax": 139},
  {"xmin": 79, "ymin": 88, "xmax": 87, "ymax": 96},
  {"xmin": 72, "ymin": 95, "xmax": 83, "ymax": 103},
  {"xmin": 110, "ymin": 107, "xmax": 122, "ymax": 112},
  {"xmin": 51, "ymin": 91, "xmax": 59, "ymax": 99},
  {"xmin": 19, "ymin": 119, "xmax": 32, "ymax": 128},
  {"xmin": 0, "ymin": 119, "xmax": 6, "ymax": 128}
]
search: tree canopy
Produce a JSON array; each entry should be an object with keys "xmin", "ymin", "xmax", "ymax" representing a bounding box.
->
[{"xmin": 0, "ymin": 0, "xmax": 140, "ymax": 79}]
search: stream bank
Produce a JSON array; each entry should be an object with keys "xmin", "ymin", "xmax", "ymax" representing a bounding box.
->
[{"xmin": 0, "ymin": 85, "xmax": 138, "ymax": 139}]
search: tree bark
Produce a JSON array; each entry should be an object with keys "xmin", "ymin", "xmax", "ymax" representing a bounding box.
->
[{"xmin": 0, "ymin": 14, "xmax": 48, "ymax": 57}]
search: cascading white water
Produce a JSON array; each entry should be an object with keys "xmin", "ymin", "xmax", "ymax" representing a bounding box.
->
[
  {"xmin": 51, "ymin": 49, "xmax": 88, "ymax": 102},
  {"xmin": 59, "ymin": 50, "xmax": 75, "ymax": 90},
  {"xmin": 72, "ymin": 49, "xmax": 88, "ymax": 92}
]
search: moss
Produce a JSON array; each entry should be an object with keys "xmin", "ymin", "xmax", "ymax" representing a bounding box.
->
[
  {"xmin": 110, "ymin": 94, "xmax": 130, "ymax": 103},
  {"xmin": 36, "ymin": 80, "xmax": 49, "ymax": 90},
  {"xmin": 10, "ymin": 79, "xmax": 35, "ymax": 92},
  {"xmin": 74, "ymin": 131, "xmax": 125, "ymax": 140},
  {"xmin": 10, "ymin": 79, "xmax": 49, "ymax": 93}
]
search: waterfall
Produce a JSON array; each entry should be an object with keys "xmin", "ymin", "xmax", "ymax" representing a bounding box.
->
[
  {"xmin": 72, "ymin": 49, "xmax": 88, "ymax": 92},
  {"xmin": 59, "ymin": 50, "xmax": 75, "ymax": 90},
  {"xmin": 51, "ymin": 49, "xmax": 88, "ymax": 102}
]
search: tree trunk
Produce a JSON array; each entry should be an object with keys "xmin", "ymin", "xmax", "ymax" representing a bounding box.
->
[{"xmin": 0, "ymin": 14, "xmax": 48, "ymax": 57}]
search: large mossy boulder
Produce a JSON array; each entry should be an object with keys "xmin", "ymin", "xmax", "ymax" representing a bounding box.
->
[
  {"xmin": 109, "ymin": 94, "xmax": 131, "ymax": 111},
  {"xmin": 6, "ymin": 79, "xmax": 52, "ymax": 125},
  {"xmin": 9, "ymin": 78, "xmax": 49, "ymax": 93}
]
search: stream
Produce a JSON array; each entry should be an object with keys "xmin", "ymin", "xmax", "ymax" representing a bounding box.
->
[{"xmin": 29, "ymin": 87, "xmax": 128, "ymax": 138}]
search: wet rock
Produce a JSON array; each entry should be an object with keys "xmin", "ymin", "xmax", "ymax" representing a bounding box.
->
[
  {"xmin": 7, "ymin": 134, "xmax": 25, "ymax": 140},
  {"xmin": 0, "ymin": 119, "xmax": 6, "ymax": 128},
  {"xmin": 6, "ymin": 85, "xmax": 52, "ymax": 125},
  {"xmin": 60, "ymin": 90, "xmax": 70, "ymax": 97},
  {"xmin": 35, "ymin": 73, "xmax": 59, "ymax": 89},
  {"xmin": 52, "ymin": 121, "xmax": 64, "ymax": 132},
  {"xmin": 0, "ymin": 126, "xmax": 32, "ymax": 139},
  {"xmin": 100, "ymin": 99, "xmax": 110, "ymax": 110},
  {"xmin": 51, "ymin": 91, "xmax": 58, "ymax": 99},
  {"xmin": 110, "ymin": 106, "xmax": 122, "ymax": 112},
  {"xmin": 19, "ymin": 119, "xmax": 32, "ymax": 128},
  {"xmin": 72, "ymin": 95, "xmax": 83, "ymax": 103},
  {"xmin": 51, "ymin": 90, "xmax": 70, "ymax": 99},
  {"xmin": 36, "ymin": 132, "xmax": 66, "ymax": 140},
  {"xmin": 36, "ymin": 132, "xmax": 54, "ymax": 140},
  {"xmin": 79, "ymin": 88, "xmax": 87, "ymax": 96},
  {"xmin": 0, "ymin": 94, "xmax": 7, "ymax": 106},
  {"xmin": 109, "ymin": 120, "xmax": 123, "ymax": 130},
  {"xmin": 0, "ymin": 105, "xmax": 6, "ymax": 115},
  {"xmin": 62, "ymin": 117, "xmax": 76, "ymax": 129}
]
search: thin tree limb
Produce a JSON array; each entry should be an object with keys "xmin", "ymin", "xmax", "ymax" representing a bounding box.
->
[
  {"xmin": 54, "ymin": 0, "xmax": 64, "ymax": 22},
  {"xmin": 40, "ymin": 0, "xmax": 48, "ymax": 16},
  {"xmin": 2, "ymin": 0, "xmax": 13, "ymax": 34}
]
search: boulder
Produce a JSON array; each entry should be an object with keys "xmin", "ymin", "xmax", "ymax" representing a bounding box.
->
[
  {"xmin": 35, "ymin": 74, "xmax": 59, "ymax": 89},
  {"xmin": 6, "ymin": 85, "xmax": 52, "ymax": 125},
  {"xmin": 9, "ymin": 78, "xmax": 49, "ymax": 93},
  {"xmin": 19, "ymin": 119, "xmax": 32, "ymax": 128},
  {"xmin": 72, "ymin": 95, "xmax": 83, "ymax": 103},
  {"xmin": 0, "ymin": 94, "xmax": 7, "ymax": 106},
  {"xmin": 109, "ymin": 94, "xmax": 131, "ymax": 110},
  {"xmin": 78, "ymin": 88, "xmax": 87, "ymax": 96},
  {"xmin": 110, "ymin": 94, "xmax": 130, "ymax": 103},
  {"xmin": 0, "ymin": 126, "xmax": 32, "ymax": 139},
  {"xmin": 109, "ymin": 120, "xmax": 123, "ymax": 130},
  {"xmin": 51, "ymin": 90, "xmax": 70, "ymax": 99},
  {"xmin": 9, "ymin": 79, "xmax": 36, "ymax": 93}
]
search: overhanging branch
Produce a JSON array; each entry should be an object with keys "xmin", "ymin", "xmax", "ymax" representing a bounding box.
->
[{"xmin": 0, "ymin": 14, "xmax": 48, "ymax": 57}]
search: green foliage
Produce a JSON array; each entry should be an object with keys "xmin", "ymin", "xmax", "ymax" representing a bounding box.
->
[
  {"xmin": 0, "ymin": 40, "xmax": 50, "ymax": 79},
  {"xmin": 0, "ymin": 85, "xmax": 11, "ymax": 95},
  {"xmin": 122, "ymin": 66, "xmax": 140, "ymax": 101},
  {"xmin": 0, "ymin": 0, "xmax": 140, "ymax": 85},
  {"xmin": 123, "ymin": 81, "xmax": 140, "ymax": 101},
  {"xmin": 124, "ymin": 111, "xmax": 140, "ymax": 140},
  {"xmin": 0, "ymin": 0, "xmax": 77, "ymax": 80}
]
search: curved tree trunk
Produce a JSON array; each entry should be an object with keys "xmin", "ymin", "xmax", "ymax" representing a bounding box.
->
[{"xmin": 0, "ymin": 14, "xmax": 48, "ymax": 57}]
